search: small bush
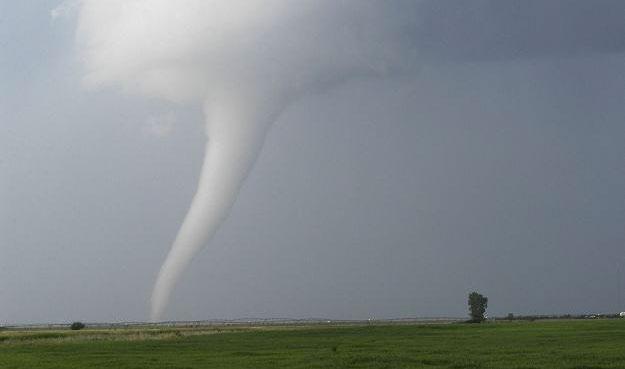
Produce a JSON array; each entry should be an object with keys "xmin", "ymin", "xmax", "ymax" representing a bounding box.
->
[{"xmin": 70, "ymin": 322, "xmax": 86, "ymax": 330}]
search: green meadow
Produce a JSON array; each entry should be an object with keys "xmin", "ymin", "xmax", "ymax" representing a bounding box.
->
[{"xmin": 2, "ymin": 319, "xmax": 625, "ymax": 369}]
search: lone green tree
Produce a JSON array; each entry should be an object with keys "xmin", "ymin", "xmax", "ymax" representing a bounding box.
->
[{"xmin": 468, "ymin": 292, "xmax": 488, "ymax": 323}]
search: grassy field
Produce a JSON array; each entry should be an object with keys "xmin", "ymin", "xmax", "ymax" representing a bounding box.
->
[{"xmin": 2, "ymin": 319, "xmax": 625, "ymax": 368}]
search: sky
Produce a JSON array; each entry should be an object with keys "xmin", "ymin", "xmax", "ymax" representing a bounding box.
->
[{"xmin": 1, "ymin": 0, "xmax": 625, "ymax": 324}]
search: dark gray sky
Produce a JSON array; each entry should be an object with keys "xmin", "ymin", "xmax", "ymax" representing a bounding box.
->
[{"xmin": 1, "ymin": 1, "xmax": 624, "ymax": 324}]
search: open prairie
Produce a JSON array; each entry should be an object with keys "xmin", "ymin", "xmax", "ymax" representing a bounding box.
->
[{"xmin": 2, "ymin": 319, "xmax": 625, "ymax": 368}]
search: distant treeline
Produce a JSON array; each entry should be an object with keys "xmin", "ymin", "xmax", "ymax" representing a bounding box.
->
[{"xmin": 498, "ymin": 313, "xmax": 622, "ymax": 321}]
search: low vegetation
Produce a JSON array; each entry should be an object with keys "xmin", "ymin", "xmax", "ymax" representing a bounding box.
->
[
  {"xmin": 1, "ymin": 320, "xmax": 625, "ymax": 368},
  {"xmin": 70, "ymin": 322, "xmax": 86, "ymax": 331}
]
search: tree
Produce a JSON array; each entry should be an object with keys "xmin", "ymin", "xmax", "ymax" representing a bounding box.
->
[
  {"xmin": 70, "ymin": 322, "xmax": 86, "ymax": 330},
  {"xmin": 468, "ymin": 292, "xmax": 488, "ymax": 323}
]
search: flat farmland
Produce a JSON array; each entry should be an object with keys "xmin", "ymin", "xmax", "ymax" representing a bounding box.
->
[{"xmin": 2, "ymin": 319, "xmax": 625, "ymax": 368}]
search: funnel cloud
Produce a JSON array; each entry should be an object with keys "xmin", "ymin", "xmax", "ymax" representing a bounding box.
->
[{"xmin": 73, "ymin": 0, "xmax": 419, "ymax": 321}]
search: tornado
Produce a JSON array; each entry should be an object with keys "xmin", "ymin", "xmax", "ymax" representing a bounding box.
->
[
  {"xmin": 150, "ymin": 90, "xmax": 285, "ymax": 321},
  {"xmin": 67, "ymin": 0, "xmax": 416, "ymax": 320}
]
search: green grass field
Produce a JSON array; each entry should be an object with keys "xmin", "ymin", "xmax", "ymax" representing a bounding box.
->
[{"xmin": 2, "ymin": 319, "xmax": 625, "ymax": 368}]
